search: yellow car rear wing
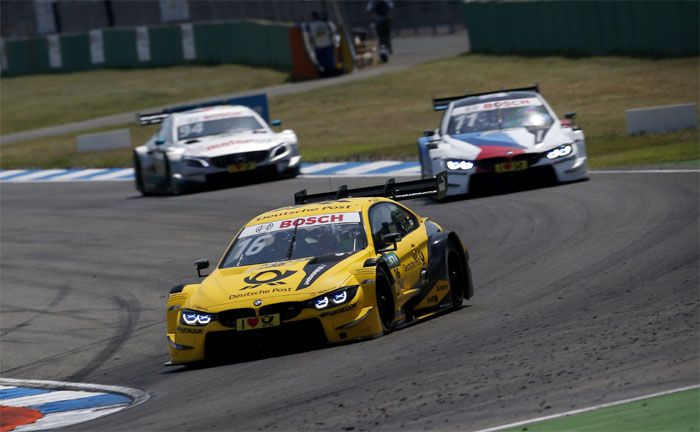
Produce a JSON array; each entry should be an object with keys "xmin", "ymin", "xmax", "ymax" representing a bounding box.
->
[{"xmin": 294, "ymin": 171, "xmax": 448, "ymax": 205}]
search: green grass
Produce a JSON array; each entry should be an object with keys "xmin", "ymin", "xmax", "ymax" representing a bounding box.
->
[
  {"xmin": 588, "ymin": 130, "xmax": 699, "ymax": 169},
  {"xmin": 1, "ymin": 55, "xmax": 698, "ymax": 169},
  {"xmin": 0, "ymin": 64, "xmax": 289, "ymax": 135},
  {"xmin": 504, "ymin": 388, "xmax": 699, "ymax": 432}
]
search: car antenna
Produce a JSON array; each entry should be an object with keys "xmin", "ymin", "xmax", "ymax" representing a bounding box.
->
[{"xmin": 328, "ymin": 176, "xmax": 332, "ymax": 195}]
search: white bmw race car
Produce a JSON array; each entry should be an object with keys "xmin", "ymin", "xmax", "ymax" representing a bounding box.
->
[
  {"xmin": 418, "ymin": 86, "xmax": 588, "ymax": 196},
  {"xmin": 133, "ymin": 94, "xmax": 301, "ymax": 195}
]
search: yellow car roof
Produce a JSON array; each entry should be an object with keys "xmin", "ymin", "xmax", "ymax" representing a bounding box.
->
[{"xmin": 248, "ymin": 197, "xmax": 387, "ymax": 225}]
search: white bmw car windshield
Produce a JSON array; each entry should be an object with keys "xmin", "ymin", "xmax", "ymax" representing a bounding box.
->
[
  {"xmin": 448, "ymin": 105, "xmax": 554, "ymax": 134},
  {"xmin": 177, "ymin": 116, "xmax": 264, "ymax": 141},
  {"xmin": 220, "ymin": 222, "xmax": 366, "ymax": 268}
]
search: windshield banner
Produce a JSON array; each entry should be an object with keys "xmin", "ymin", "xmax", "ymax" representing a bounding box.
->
[
  {"xmin": 452, "ymin": 98, "xmax": 542, "ymax": 116},
  {"xmin": 240, "ymin": 212, "xmax": 361, "ymax": 238}
]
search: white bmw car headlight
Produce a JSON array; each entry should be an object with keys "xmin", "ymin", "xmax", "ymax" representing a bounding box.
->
[
  {"xmin": 310, "ymin": 286, "xmax": 358, "ymax": 310},
  {"xmin": 546, "ymin": 144, "xmax": 574, "ymax": 160},
  {"xmin": 180, "ymin": 309, "xmax": 213, "ymax": 326},
  {"xmin": 446, "ymin": 160, "xmax": 474, "ymax": 170}
]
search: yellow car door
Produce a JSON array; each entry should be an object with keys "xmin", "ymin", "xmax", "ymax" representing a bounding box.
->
[{"xmin": 368, "ymin": 202, "xmax": 428, "ymax": 309}]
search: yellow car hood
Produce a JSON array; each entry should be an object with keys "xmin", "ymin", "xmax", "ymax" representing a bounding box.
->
[{"xmin": 186, "ymin": 251, "xmax": 370, "ymax": 311}]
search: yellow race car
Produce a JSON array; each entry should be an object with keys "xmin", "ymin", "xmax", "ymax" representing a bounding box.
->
[{"xmin": 166, "ymin": 173, "xmax": 473, "ymax": 364}]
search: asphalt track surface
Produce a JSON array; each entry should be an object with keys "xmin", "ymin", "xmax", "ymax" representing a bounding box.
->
[{"xmin": 1, "ymin": 172, "xmax": 698, "ymax": 431}]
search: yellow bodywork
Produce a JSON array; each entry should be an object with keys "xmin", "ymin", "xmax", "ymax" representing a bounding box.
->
[{"xmin": 166, "ymin": 198, "xmax": 457, "ymax": 364}]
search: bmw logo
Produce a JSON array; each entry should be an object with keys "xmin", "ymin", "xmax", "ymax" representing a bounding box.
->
[{"xmin": 253, "ymin": 299, "xmax": 263, "ymax": 307}]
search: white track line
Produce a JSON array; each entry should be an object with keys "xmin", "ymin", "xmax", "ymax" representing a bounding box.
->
[
  {"xmin": 0, "ymin": 166, "xmax": 698, "ymax": 183},
  {"xmin": 42, "ymin": 168, "xmax": 106, "ymax": 181},
  {"xmin": 471, "ymin": 383, "xmax": 700, "ymax": 432},
  {"xmin": 591, "ymin": 169, "xmax": 699, "ymax": 174},
  {"xmin": 0, "ymin": 390, "xmax": 103, "ymax": 406},
  {"xmin": 87, "ymin": 168, "xmax": 134, "ymax": 180},
  {"xmin": 390, "ymin": 166, "xmax": 422, "ymax": 174},
  {"xmin": 301, "ymin": 162, "xmax": 348, "ymax": 174},
  {"xmin": 4, "ymin": 169, "xmax": 66, "ymax": 181},
  {"xmin": 0, "ymin": 377, "xmax": 149, "ymax": 407},
  {"xmin": 0, "ymin": 170, "xmax": 30, "ymax": 179},
  {"xmin": 334, "ymin": 161, "xmax": 404, "ymax": 175}
]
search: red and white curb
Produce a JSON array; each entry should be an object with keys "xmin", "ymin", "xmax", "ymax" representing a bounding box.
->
[
  {"xmin": 0, "ymin": 161, "xmax": 422, "ymax": 183},
  {"xmin": 0, "ymin": 165, "xmax": 697, "ymax": 184},
  {"xmin": 0, "ymin": 378, "xmax": 148, "ymax": 431}
]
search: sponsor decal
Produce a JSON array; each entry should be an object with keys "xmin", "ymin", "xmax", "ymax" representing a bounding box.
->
[
  {"xmin": 527, "ymin": 126, "xmax": 550, "ymax": 144},
  {"xmin": 229, "ymin": 286, "xmax": 293, "ymax": 299},
  {"xmin": 202, "ymin": 112, "xmax": 244, "ymax": 120},
  {"xmin": 436, "ymin": 281, "xmax": 449, "ymax": 292},
  {"xmin": 253, "ymin": 299, "xmax": 263, "ymax": 306},
  {"xmin": 296, "ymin": 254, "xmax": 354, "ymax": 290},
  {"xmin": 241, "ymin": 212, "xmax": 361, "ymax": 238},
  {"xmin": 242, "ymin": 269, "xmax": 296, "ymax": 290},
  {"xmin": 319, "ymin": 303, "xmax": 357, "ymax": 318},
  {"xmin": 256, "ymin": 223, "xmax": 274, "ymax": 233},
  {"xmin": 237, "ymin": 314, "xmax": 280, "ymax": 330},
  {"xmin": 427, "ymin": 295, "xmax": 439, "ymax": 304},
  {"xmin": 279, "ymin": 214, "xmax": 344, "ymax": 228},
  {"xmin": 206, "ymin": 142, "xmax": 237, "ymax": 151},
  {"xmin": 177, "ymin": 326, "xmax": 203, "ymax": 334},
  {"xmin": 230, "ymin": 290, "xmax": 271, "ymax": 299},
  {"xmin": 168, "ymin": 293, "xmax": 188, "ymax": 301},
  {"xmin": 393, "ymin": 268, "xmax": 404, "ymax": 295},
  {"xmin": 452, "ymin": 98, "xmax": 541, "ymax": 116},
  {"xmin": 354, "ymin": 268, "xmax": 375, "ymax": 275},
  {"xmin": 253, "ymin": 205, "xmax": 355, "ymax": 221},
  {"xmin": 383, "ymin": 252, "xmax": 401, "ymax": 269},
  {"xmin": 249, "ymin": 260, "xmax": 302, "ymax": 271},
  {"xmin": 402, "ymin": 249, "xmax": 426, "ymax": 272},
  {"xmin": 303, "ymin": 264, "xmax": 327, "ymax": 286}
]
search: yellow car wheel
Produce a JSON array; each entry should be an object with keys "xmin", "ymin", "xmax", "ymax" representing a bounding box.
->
[
  {"xmin": 376, "ymin": 267, "xmax": 395, "ymax": 334},
  {"xmin": 447, "ymin": 242, "xmax": 466, "ymax": 310}
]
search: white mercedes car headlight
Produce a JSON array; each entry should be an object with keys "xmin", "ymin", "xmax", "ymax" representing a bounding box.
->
[
  {"xmin": 546, "ymin": 144, "xmax": 573, "ymax": 160},
  {"xmin": 270, "ymin": 143, "xmax": 290, "ymax": 159},
  {"xmin": 182, "ymin": 156, "xmax": 210, "ymax": 168},
  {"xmin": 446, "ymin": 160, "xmax": 474, "ymax": 170}
]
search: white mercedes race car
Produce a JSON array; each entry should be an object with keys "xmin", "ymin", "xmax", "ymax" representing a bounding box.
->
[
  {"xmin": 418, "ymin": 86, "xmax": 588, "ymax": 196},
  {"xmin": 133, "ymin": 95, "xmax": 301, "ymax": 195}
]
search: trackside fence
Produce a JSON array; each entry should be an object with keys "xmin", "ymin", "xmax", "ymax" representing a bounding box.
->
[{"xmin": 462, "ymin": 0, "xmax": 698, "ymax": 57}]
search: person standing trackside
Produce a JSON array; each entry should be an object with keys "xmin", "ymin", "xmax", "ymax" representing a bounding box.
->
[
  {"xmin": 367, "ymin": 0, "xmax": 394, "ymax": 57},
  {"xmin": 305, "ymin": 11, "xmax": 341, "ymax": 77}
]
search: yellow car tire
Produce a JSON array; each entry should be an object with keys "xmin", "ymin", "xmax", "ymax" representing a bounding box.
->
[
  {"xmin": 447, "ymin": 242, "xmax": 466, "ymax": 310},
  {"xmin": 375, "ymin": 266, "xmax": 396, "ymax": 334}
]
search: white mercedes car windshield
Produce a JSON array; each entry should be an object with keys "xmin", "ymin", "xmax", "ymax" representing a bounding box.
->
[{"xmin": 177, "ymin": 116, "xmax": 264, "ymax": 141}]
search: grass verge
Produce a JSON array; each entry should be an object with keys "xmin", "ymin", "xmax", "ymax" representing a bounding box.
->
[
  {"xmin": 0, "ymin": 64, "xmax": 289, "ymax": 135},
  {"xmin": 504, "ymin": 388, "xmax": 699, "ymax": 432},
  {"xmin": 1, "ymin": 55, "xmax": 698, "ymax": 169}
]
